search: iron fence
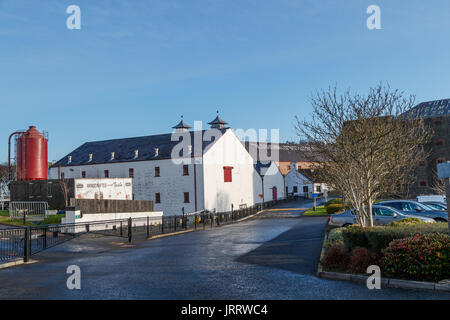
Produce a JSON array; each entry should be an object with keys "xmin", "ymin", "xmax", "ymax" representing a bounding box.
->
[
  {"xmin": 0, "ymin": 197, "xmax": 293, "ymax": 263},
  {"xmin": 9, "ymin": 201, "xmax": 48, "ymax": 219}
]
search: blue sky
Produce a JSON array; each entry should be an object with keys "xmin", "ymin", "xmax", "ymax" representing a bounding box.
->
[{"xmin": 1, "ymin": 0, "xmax": 450, "ymax": 163}]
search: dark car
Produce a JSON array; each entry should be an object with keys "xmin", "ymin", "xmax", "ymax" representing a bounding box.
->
[{"xmin": 377, "ymin": 200, "xmax": 448, "ymax": 222}]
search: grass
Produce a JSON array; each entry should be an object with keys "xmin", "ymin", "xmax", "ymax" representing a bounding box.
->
[
  {"xmin": 0, "ymin": 214, "xmax": 64, "ymax": 226},
  {"xmin": 0, "ymin": 210, "xmax": 9, "ymax": 217},
  {"xmin": 303, "ymin": 205, "xmax": 329, "ymax": 216}
]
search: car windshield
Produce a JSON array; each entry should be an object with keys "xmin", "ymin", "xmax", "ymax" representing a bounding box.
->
[
  {"xmin": 426, "ymin": 203, "xmax": 446, "ymax": 211},
  {"xmin": 416, "ymin": 202, "xmax": 435, "ymax": 211}
]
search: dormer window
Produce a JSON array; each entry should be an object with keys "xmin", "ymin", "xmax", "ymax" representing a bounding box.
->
[
  {"xmin": 134, "ymin": 150, "xmax": 139, "ymax": 159},
  {"xmin": 68, "ymin": 156, "xmax": 72, "ymax": 164},
  {"xmin": 110, "ymin": 152, "xmax": 115, "ymax": 161},
  {"xmin": 88, "ymin": 154, "xmax": 93, "ymax": 162},
  {"xmin": 154, "ymin": 148, "xmax": 159, "ymax": 157}
]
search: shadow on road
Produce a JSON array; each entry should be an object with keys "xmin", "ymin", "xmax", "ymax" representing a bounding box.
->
[{"xmin": 235, "ymin": 216, "xmax": 329, "ymax": 275}]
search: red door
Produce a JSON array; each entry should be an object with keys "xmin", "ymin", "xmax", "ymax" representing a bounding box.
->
[{"xmin": 272, "ymin": 187, "xmax": 277, "ymax": 201}]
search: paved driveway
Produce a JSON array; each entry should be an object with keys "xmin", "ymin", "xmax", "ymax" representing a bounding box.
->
[{"xmin": 0, "ymin": 199, "xmax": 449, "ymax": 300}]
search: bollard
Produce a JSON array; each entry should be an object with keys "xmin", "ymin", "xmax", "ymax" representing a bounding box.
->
[
  {"xmin": 120, "ymin": 221, "xmax": 123, "ymax": 237},
  {"xmin": 127, "ymin": 217, "xmax": 132, "ymax": 243},
  {"xmin": 23, "ymin": 227, "xmax": 31, "ymax": 263}
]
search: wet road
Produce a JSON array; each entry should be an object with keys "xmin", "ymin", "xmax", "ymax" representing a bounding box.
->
[{"xmin": 0, "ymin": 199, "xmax": 449, "ymax": 300}]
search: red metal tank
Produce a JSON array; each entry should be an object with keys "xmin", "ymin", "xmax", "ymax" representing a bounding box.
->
[{"xmin": 16, "ymin": 126, "xmax": 48, "ymax": 181}]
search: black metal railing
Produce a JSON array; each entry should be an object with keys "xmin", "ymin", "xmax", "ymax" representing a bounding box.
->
[{"xmin": 0, "ymin": 197, "xmax": 295, "ymax": 263}]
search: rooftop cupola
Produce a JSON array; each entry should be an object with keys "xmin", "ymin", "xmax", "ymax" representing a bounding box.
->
[
  {"xmin": 208, "ymin": 111, "xmax": 228, "ymax": 129},
  {"xmin": 172, "ymin": 115, "xmax": 192, "ymax": 132}
]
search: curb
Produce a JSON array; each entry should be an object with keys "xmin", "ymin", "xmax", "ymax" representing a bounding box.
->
[
  {"xmin": 316, "ymin": 226, "xmax": 450, "ymax": 292},
  {"xmin": 0, "ymin": 258, "xmax": 38, "ymax": 270}
]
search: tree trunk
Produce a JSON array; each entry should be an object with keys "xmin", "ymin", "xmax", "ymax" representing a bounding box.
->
[{"xmin": 368, "ymin": 201, "xmax": 374, "ymax": 227}]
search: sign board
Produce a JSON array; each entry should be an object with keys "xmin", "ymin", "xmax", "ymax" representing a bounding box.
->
[
  {"xmin": 437, "ymin": 162, "xmax": 450, "ymax": 179},
  {"xmin": 312, "ymin": 193, "xmax": 319, "ymax": 198}
]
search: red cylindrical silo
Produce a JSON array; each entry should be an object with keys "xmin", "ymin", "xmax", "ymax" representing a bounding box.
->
[{"xmin": 16, "ymin": 126, "xmax": 48, "ymax": 181}]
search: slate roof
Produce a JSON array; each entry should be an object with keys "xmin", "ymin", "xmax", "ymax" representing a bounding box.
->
[
  {"xmin": 403, "ymin": 99, "xmax": 450, "ymax": 119},
  {"xmin": 298, "ymin": 168, "xmax": 323, "ymax": 183},
  {"xmin": 51, "ymin": 129, "xmax": 227, "ymax": 168},
  {"xmin": 242, "ymin": 141, "xmax": 319, "ymax": 163}
]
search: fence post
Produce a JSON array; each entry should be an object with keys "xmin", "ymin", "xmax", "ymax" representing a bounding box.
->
[
  {"xmin": 23, "ymin": 212, "xmax": 26, "ymax": 225},
  {"xmin": 23, "ymin": 227, "xmax": 31, "ymax": 263},
  {"xmin": 161, "ymin": 216, "xmax": 165, "ymax": 233},
  {"xmin": 194, "ymin": 214, "xmax": 197, "ymax": 230},
  {"xmin": 120, "ymin": 221, "xmax": 123, "ymax": 237},
  {"xmin": 174, "ymin": 216, "xmax": 177, "ymax": 232},
  {"xmin": 147, "ymin": 216, "xmax": 150, "ymax": 238},
  {"xmin": 127, "ymin": 217, "xmax": 132, "ymax": 243},
  {"xmin": 43, "ymin": 226, "xmax": 48, "ymax": 250}
]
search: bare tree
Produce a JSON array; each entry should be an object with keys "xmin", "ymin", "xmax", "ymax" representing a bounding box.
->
[
  {"xmin": 295, "ymin": 84, "xmax": 431, "ymax": 227},
  {"xmin": 430, "ymin": 169, "xmax": 446, "ymax": 195},
  {"xmin": 58, "ymin": 175, "xmax": 70, "ymax": 208}
]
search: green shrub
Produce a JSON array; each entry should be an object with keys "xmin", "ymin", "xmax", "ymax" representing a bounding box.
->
[
  {"xmin": 342, "ymin": 225, "xmax": 369, "ymax": 251},
  {"xmin": 387, "ymin": 217, "xmax": 424, "ymax": 227},
  {"xmin": 325, "ymin": 198, "xmax": 342, "ymax": 206},
  {"xmin": 343, "ymin": 223, "xmax": 448, "ymax": 255},
  {"xmin": 347, "ymin": 247, "xmax": 378, "ymax": 274},
  {"xmin": 322, "ymin": 243, "xmax": 350, "ymax": 271},
  {"xmin": 382, "ymin": 233, "xmax": 450, "ymax": 282},
  {"xmin": 326, "ymin": 204, "xmax": 343, "ymax": 215},
  {"xmin": 327, "ymin": 228, "xmax": 344, "ymax": 246}
]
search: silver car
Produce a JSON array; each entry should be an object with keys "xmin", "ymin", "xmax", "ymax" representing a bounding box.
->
[
  {"xmin": 378, "ymin": 200, "xmax": 448, "ymax": 222},
  {"xmin": 328, "ymin": 205, "xmax": 435, "ymax": 227}
]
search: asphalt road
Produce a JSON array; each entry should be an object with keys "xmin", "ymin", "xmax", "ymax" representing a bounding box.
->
[{"xmin": 0, "ymin": 198, "xmax": 449, "ymax": 300}]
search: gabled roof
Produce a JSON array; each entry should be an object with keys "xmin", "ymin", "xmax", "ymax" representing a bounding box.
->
[
  {"xmin": 51, "ymin": 129, "xmax": 227, "ymax": 168},
  {"xmin": 403, "ymin": 99, "xmax": 450, "ymax": 119},
  {"xmin": 298, "ymin": 168, "xmax": 323, "ymax": 183},
  {"xmin": 254, "ymin": 161, "xmax": 276, "ymax": 177}
]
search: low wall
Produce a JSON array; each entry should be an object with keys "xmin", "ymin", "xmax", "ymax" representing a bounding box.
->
[
  {"xmin": 62, "ymin": 210, "xmax": 163, "ymax": 233},
  {"xmin": 70, "ymin": 198, "xmax": 154, "ymax": 214}
]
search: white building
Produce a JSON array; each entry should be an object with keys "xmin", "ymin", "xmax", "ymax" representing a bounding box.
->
[
  {"xmin": 49, "ymin": 116, "xmax": 263, "ymax": 215},
  {"xmin": 254, "ymin": 161, "xmax": 285, "ymax": 202},
  {"xmin": 285, "ymin": 163, "xmax": 329, "ymax": 198}
]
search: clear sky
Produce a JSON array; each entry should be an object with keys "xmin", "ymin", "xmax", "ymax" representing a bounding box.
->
[{"xmin": 1, "ymin": 0, "xmax": 450, "ymax": 163}]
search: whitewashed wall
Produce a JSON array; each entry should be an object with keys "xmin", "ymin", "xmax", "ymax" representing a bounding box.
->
[
  {"xmin": 260, "ymin": 162, "xmax": 285, "ymax": 202},
  {"xmin": 203, "ymin": 130, "xmax": 262, "ymax": 212},
  {"xmin": 49, "ymin": 158, "xmax": 204, "ymax": 216}
]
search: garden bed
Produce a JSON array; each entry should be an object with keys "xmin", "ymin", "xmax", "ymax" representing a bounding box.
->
[{"xmin": 317, "ymin": 221, "xmax": 450, "ymax": 292}]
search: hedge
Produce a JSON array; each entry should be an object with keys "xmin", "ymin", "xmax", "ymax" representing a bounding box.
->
[
  {"xmin": 383, "ymin": 233, "xmax": 450, "ymax": 282},
  {"xmin": 326, "ymin": 204, "xmax": 343, "ymax": 215},
  {"xmin": 342, "ymin": 223, "xmax": 448, "ymax": 255}
]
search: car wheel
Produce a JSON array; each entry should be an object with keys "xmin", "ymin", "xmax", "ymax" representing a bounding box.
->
[
  {"xmin": 342, "ymin": 223, "xmax": 353, "ymax": 228},
  {"xmin": 434, "ymin": 218, "xmax": 447, "ymax": 222}
]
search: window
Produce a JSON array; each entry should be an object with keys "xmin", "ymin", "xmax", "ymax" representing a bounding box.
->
[
  {"xmin": 303, "ymin": 186, "xmax": 308, "ymax": 193},
  {"xmin": 104, "ymin": 170, "xmax": 109, "ymax": 178},
  {"xmin": 434, "ymin": 117, "xmax": 443, "ymax": 125},
  {"xmin": 293, "ymin": 186, "xmax": 298, "ymax": 193},
  {"xmin": 129, "ymin": 168, "xmax": 134, "ymax": 178},
  {"xmin": 183, "ymin": 165, "xmax": 189, "ymax": 176},
  {"xmin": 155, "ymin": 167, "xmax": 160, "ymax": 177},
  {"xmin": 435, "ymin": 139, "xmax": 445, "ymax": 146},
  {"xmin": 223, "ymin": 166, "xmax": 233, "ymax": 182},
  {"xmin": 316, "ymin": 185, "xmax": 321, "ymax": 193},
  {"xmin": 418, "ymin": 180, "xmax": 427, "ymax": 187},
  {"xmin": 155, "ymin": 193, "xmax": 161, "ymax": 204},
  {"xmin": 436, "ymin": 158, "xmax": 445, "ymax": 165},
  {"xmin": 81, "ymin": 171, "xmax": 86, "ymax": 178},
  {"xmin": 418, "ymin": 160, "xmax": 426, "ymax": 167},
  {"xmin": 377, "ymin": 208, "xmax": 395, "ymax": 217},
  {"xmin": 184, "ymin": 192, "xmax": 190, "ymax": 203}
]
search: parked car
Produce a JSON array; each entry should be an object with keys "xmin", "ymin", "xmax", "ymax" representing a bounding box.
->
[
  {"xmin": 377, "ymin": 200, "xmax": 448, "ymax": 222},
  {"xmin": 328, "ymin": 204, "xmax": 434, "ymax": 227},
  {"xmin": 422, "ymin": 201, "xmax": 447, "ymax": 211}
]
